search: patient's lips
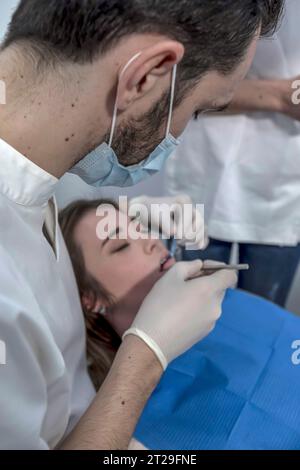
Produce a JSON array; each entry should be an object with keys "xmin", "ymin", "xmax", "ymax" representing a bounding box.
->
[{"xmin": 160, "ymin": 253, "xmax": 175, "ymax": 272}]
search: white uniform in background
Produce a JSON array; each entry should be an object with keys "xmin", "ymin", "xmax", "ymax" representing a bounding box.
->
[
  {"xmin": 0, "ymin": 138, "xmax": 95, "ymax": 450},
  {"xmin": 165, "ymin": 0, "xmax": 300, "ymax": 247}
]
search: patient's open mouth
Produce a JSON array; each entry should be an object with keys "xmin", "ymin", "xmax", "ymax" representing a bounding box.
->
[{"xmin": 160, "ymin": 254, "xmax": 174, "ymax": 272}]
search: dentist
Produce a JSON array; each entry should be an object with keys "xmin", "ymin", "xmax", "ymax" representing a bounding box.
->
[{"xmin": 0, "ymin": 0, "xmax": 283, "ymax": 450}]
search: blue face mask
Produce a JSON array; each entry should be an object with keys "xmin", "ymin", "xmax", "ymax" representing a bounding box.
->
[{"xmin": 69, "ymin": 53, "xmax": 180, "ymax": 187}]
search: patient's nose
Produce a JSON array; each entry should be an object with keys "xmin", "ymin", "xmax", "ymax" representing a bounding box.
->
[{"xmin": 143, "ymin": 238, "xmax": 158, "ymax": 255}]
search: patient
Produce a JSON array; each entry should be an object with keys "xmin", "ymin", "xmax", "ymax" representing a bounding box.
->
[
  {"xmin": 59, "ymin": 198, "xmax": 176, "ymax": 389},
  {"xmin": 60, "ymin": 199, "xmax": 300, "ymax": 450}
]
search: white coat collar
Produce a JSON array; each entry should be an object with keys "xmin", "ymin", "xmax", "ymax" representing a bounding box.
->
[{"xmin": 0, "ymin": 138, "xmax": 58, "ymax": 207}]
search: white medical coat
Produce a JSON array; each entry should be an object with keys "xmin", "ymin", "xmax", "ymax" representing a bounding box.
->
[
  {"xmin": 165, "ymin": 0, "xmax": 300, "ymax": 246},
  {"xmin": 0, "ymin": 138, "xmax": 95, "ymax": 449}
]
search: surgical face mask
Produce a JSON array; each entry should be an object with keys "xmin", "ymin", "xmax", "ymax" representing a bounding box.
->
[{"xmin": 69, "ymin": 53, "xmax": 181, "ymax": 187}]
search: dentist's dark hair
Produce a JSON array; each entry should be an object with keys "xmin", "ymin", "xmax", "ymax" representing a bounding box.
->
[{"xmin": 3, "ymin": 0, "xmax": 284, "ymax": 92}]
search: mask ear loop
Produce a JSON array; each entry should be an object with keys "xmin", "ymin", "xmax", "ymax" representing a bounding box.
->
[
  {"xmin": 165, "ymin": 64, "xmax": 177, "ymax": 137},
  {"xmin": 109, "ymin": 54, "xmax": 177, "ymax": 146},
  {"xmin": 109, "ymin": 52, "xmax": 142, "ymax": 148}
]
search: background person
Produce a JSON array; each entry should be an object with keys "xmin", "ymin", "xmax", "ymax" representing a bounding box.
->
[{"xmin": 165, "ymin": 0, "xmax": 300, "ymax": 307}]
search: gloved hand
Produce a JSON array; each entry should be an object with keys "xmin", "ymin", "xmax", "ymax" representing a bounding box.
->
[
  {"xmin": 128, "ymin": 195, "xmax": 208, "ymax": 250},
  {"xmin": 123, "ymin": 260, "xmax": 237, "ymax": 370}
]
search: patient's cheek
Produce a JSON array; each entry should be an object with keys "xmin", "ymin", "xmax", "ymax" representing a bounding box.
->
[
  {"xmin": 116, "ymin": 261, "xmax": 160, "ymax": 297},
  {"xmin": 116, "ymin": 269, "xmax": 161, "ymax": 312}
]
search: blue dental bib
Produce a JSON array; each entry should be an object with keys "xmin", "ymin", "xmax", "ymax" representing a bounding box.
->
[{"xmin": 135, "ymin": 289, "xmax": 300, "ymax": 450}]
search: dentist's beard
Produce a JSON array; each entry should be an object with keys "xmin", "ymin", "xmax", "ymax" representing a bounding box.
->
[{"xmin": 103, "ymin": 90, "xmax": 171, "ymax": 167}]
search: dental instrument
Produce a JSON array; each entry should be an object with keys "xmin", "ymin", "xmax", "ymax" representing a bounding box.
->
[
  {"xmin": 202, "ymin": 264, "xmax": 249, "ymax": 272},
  {"xmin": 160, "ymin": 237, "xmax": 249, "ymax": 275},
  {"xmin": 160, "ymin": 237, "xmax": 178, "ymax": 271}
]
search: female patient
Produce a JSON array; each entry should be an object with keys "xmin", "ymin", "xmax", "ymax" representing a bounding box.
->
[
  {"xmin": 59, "ymin": 198, "xmax": 176, "ymax": 390},
  {"xmin": 59, "ymin": 199, "xmax": 300, "ymax": 450}
]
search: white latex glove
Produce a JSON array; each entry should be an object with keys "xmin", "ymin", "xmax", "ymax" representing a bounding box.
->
[
  {"xmin": 129, "ymin": 195, "xmax": 208, "ymax": 250},
  {"xmin": 123, "ymin": 260, "xmax": 237, "ymax": 369}
]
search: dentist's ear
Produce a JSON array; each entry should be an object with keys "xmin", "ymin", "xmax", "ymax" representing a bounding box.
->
[{"xmin": 117, "ymin": 40, "xmax": 185, "ymax": 111}]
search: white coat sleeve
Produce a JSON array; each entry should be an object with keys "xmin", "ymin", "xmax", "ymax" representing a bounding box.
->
[
  {"xmin": 0, "ymin": 257, "xmax": 54, "ymax": 450},
  {"xmin": 0, "ymin": 305, "xmax": 49, "ymax": 449}
]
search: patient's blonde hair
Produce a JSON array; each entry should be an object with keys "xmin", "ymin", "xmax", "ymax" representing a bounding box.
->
[{"xmin": 59, "ymin": 199, "xmax": 121, "ymax": 390}]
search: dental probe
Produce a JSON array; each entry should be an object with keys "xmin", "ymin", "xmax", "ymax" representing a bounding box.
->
[
  {"xmin": 188, "ymin": 263, "xmax": 249, "ymax": 280},
  {"xmin": 169, "ymin": 237, "xmax": 177, "ymax": 258},
  {"xmin": 160, "ymin": 237, "xmax": 250, "ymax": 274},
  {"xmin": 202, "ymin": 264, "xmax": 249, "ymax": 272},
  {"xmin": 160, "ymin": 237, "xmax": 178, "ymax": 269}
]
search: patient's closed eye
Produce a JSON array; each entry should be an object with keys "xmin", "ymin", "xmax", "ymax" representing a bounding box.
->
[{"xmin": 112, "ymin": 243, "xmax": 129, "ymax": 254}]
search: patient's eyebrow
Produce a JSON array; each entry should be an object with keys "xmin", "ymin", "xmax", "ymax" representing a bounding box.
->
[{"xmin": 102, "ymin": 227, "xmax": 121, "ymax": 247}]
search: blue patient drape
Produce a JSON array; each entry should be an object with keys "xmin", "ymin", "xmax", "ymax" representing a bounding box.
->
[{"xmin": 135, "ymin": 289, "xmax": 300, "ymax": 450}]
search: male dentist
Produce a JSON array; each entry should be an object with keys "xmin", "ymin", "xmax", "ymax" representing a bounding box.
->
[{"xmin": 0, "ymin": 0, "xmax": 283, "ymax": 450}]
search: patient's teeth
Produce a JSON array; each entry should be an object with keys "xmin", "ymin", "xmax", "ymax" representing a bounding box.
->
[{"xmin": 160, "ymin": 254, "xmax": 171, "ymax": 272}]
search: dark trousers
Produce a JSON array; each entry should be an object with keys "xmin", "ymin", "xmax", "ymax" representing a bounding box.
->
[{"xmin": 183, "ymin": 239, "xmax": 300, "ymax": 307}]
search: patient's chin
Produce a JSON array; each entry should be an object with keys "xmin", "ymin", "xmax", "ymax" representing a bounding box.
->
[
  {"xmin": 110, "ymin": 263, "xmax": 177, "ymax": 335},
  {"xmin": 114, "ymin": 269, "xmax": 162, "ymax": 325}
]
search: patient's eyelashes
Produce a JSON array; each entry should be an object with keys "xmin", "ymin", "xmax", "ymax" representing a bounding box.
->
[{"xmin": 112, "ymin": 243, "xmax": 130, "ymax": 254}]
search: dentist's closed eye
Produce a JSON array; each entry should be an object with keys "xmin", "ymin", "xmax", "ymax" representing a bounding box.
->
[
  {"xmin": 193, "ymin": 104, "xmax": 230, "ymax": 120},
  {"xmin": 193, "ymin": 110, "xmax": 204, "ymax": 120}
]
